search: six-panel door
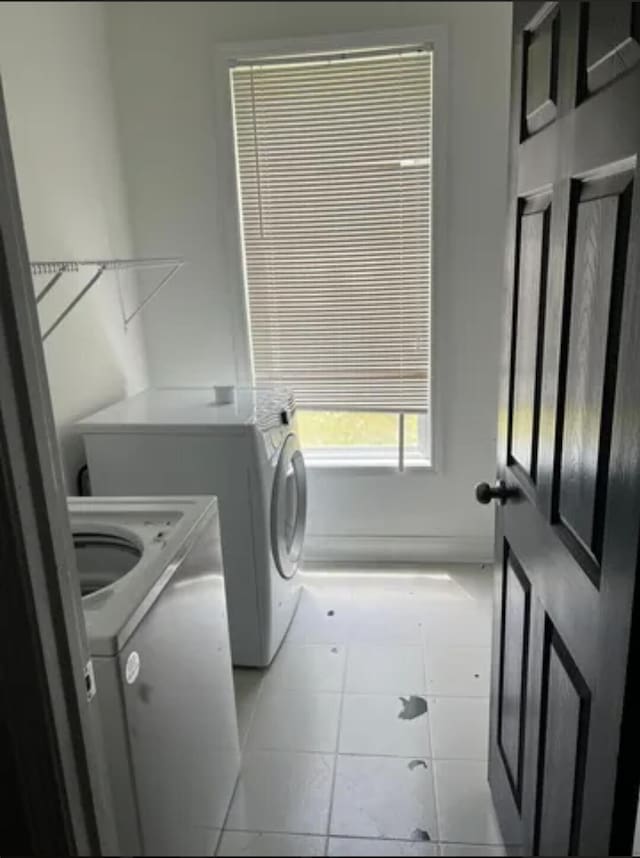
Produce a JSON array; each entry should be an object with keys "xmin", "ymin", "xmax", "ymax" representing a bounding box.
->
[{"xmin": 489, "ymin": 3, "xmax": 640, "ymax": 855}]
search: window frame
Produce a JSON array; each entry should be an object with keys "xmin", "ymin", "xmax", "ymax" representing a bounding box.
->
[
  {"xmin": 296, "ymin": 411, "xmax": 432, "ymax": 471},
  {"xmin": 214, "ymin": 26, "xmax": 448, "ymax": 474}
]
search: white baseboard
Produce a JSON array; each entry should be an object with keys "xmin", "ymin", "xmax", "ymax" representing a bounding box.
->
[{"xmin": 302, "ymin": 534, "xmax": 494, "ymax": 565}]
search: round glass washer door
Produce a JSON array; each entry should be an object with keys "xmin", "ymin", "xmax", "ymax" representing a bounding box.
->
[{"xmin": 271, "ymin": 433, "xmax": 307, "ymax": 579}]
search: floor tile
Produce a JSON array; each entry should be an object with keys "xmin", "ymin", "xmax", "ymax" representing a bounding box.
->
[
  {"xmin": 328, "ymin": 837, "xmax": 438, "ymax": 856},
  {"xmin": 218, "ymin": 831, "xmax": 326, "ymax": 856},
  {"xmin": 264, "ymin": 643, "xmax": 346, "ymax": 693},
  {"xmin": 227, "ymin": 751, "xmax": 334, "ymax": 835},
  {"xmin": 301, "ymin": 584, "xmax": 354, "ymax": 607},
  {"xmin": 247, "ymin": 690, "xmax": 341, "ymax": 753},
  {"xmin": 429, "ymin": 697, "xmax": 489, "ymax": 760},
  {"xmin": 299, "ymin": 572, "xmax": 356, "ymax": 600},
  {"xmin": 425, "ymin": 647, "xmax": 491, "ymax": 697},
  {"xmin": 440, "ymin": 846, "xmax": 508, "ymax": 856},
  {"xmin": 364, "ymin": 571, "xmax": 480, "ymax": 605},
  {"xmin": 190, "ymin": 827, "xmax": 221, "ymax": 857},
  {"xmin": 434, "ymin": 760, "xmax": 504, "ymax": 845},
  {"xmin": 346, "ymin": 644, "xmax": 427, "ymax": 694},
  {"xmin": 445, "ymin": 564, "xmax": 494, "ymax": 602},
  {"xmin": 321, "ymin": 569, "xmax": 478, "ymax": 604},
  {"xmin": 349, "ymin": 602, "xmax": 424, "ymax": 644},
  {"xmin": 422, "ymin": 606, "xmax": 492, "ymax": 649},
  {"xmin": 286, "ymin": 591, "xmax": 353, "ymax": 644},
  {"xmin": 330, "ymin": 755, "xmax": 438, "ymax": 841},
  {"xmin": 233, "ymin": 669, "xmax": 264, "ymax": 748},
  {"xmin": 339, "ymin": 693, "xmax": 431, "ymax": 757}
]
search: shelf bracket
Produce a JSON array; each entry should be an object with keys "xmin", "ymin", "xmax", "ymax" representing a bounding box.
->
[
  {"xmin": 41, "ymin": 265, "xmax": 107, "ymax": 342},
  {"xmin": 123, "ymin": 260, "xmax": 185, "ymax": 329},
  {"xmin": 35, "ymin": 263, "xmax": 74, "ymax": 303}
]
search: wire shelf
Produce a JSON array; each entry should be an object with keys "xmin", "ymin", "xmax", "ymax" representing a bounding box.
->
[{"xmin": 31, "ymin": 257, "xmax": 185, "ymax": 341}]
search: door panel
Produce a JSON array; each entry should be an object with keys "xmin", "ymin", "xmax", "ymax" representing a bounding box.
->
[
  {"xmin": 556, "ymin": 172, "xmax": 633, "ymax": 579},
  {"xmin": 510, "ymin": 194, "xmax": 551, "ymax": 484},
  {"xmin": 523, "ymin": 4, "xmax": 560, "ymax": 136},
  {"xmin": 489, "ymin": 3, "xmax": 640, "ymax": 854},
  {"xmin": 497, "ymin": 550, "xmax": 531, "ymax": 809},
  {"xmin": 581, "ymin": 2, "xmax": 640, "ymax": 96},
  {"xmin": 534, "ymin": 620, "xmax": 591, "ymax": 857}
]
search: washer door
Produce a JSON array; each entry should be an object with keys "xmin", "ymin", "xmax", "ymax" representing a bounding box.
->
[{"xmin": 271, "ymin": 433, "xmax": 307, "ymax": 579}]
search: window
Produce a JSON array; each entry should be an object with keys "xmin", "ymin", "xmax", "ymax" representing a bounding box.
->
[
  {"xmin": 230, "ymin": 43, "xmax": 433, "ymax": 468},
  {"xmin": 296, "ymin": 410, "xmax": 430, "ymax": 468}
]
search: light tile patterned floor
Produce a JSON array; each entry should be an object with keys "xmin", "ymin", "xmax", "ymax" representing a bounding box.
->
[{"xmin": 218, "ymin": 566, "xmax": 517, "ymax": 857}]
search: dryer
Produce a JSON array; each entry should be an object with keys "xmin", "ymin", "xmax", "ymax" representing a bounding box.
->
[
  {"xmin": 70, "ymin": 496, "xmax": 240, "ymax": 856},
  {"xmin": 78, "ymin": 387, "xmax": 307, "ymax": 667}
]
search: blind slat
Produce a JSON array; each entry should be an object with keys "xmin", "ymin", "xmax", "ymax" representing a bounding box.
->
[{"xmin": 232, "ymin": 50, "xmax": 432, "ymax": 413}]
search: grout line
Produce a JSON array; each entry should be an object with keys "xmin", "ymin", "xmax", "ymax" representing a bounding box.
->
[
  {"xmin": 323, "ymin": 598, "xmax": 352, "ymax": 855},
  {"xmin": 215, "ymin": 761, "xmax": 242, "ymax": 856},
  {"xmin": 223, "ymin": 749, "xmax": 490, "ymax": 763},
  {"xmin": 239, "ymin": 670, "xmax": 267, "ymax": 754},
  {"xmin": 426, "ymin": 645, "xmax": 444, "ymax": 845},
  {"xmin": 418, "ymin": 639, "xmax": 442, "ymax": 843},
  {"xmin": 217, "ymin": 669, "xmax": 269, "ymax": 854},
  {"xmin": 255, "ymin": 688, "xmax": 493, "ymax": 699},
  {"xmin": 336, "ymin": 752, "xmax": 489, "ymax": 765},
  {"xmin": 220, "ymin": 826, "xmax": 513, "ymax": 848},
  {"xmin": 337, "ymin": 690, "xmax": 489, "ymax": 699}
]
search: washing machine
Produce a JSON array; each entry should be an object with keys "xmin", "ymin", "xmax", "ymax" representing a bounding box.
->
[
  {"xmin": 77, "ymin": 387, "xmax": 307, "ymax": 667},
  {"xmin": 70, "ymin": 496, "xmax": 241, "ymax": 856}
]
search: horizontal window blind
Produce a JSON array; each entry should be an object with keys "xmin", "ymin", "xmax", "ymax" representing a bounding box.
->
[{"xmin": 231, "ymin": 48, "xmax": 432, "ymax": 412}]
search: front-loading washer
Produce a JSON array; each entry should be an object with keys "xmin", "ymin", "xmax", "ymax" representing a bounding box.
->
[
  {"xmin": 77, "ymin": 387, "xmax": 307, "ymax": 667},
  {"xmin": 70, "ymin": 496, "xmax": 240, "ymax": 856}
]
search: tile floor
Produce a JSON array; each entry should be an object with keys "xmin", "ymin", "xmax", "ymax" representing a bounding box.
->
[{"xmin": 219, "ymin": 565, "xmax": 518, "ymax": 857}]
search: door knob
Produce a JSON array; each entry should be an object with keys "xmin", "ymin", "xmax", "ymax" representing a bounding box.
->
[{"xmin": 475, "ymin": 480, "xmax": 518, "ymax": 505}]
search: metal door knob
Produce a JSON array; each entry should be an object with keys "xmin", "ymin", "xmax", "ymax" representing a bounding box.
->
[{"xmin": 475, "ymin": 480, "xmax": 518, "ymax": 505}]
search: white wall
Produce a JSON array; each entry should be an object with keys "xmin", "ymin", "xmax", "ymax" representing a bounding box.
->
[
  {"xmin": 106, "ymin": 1, "xmax": 512, "ymax": 561},
  {"xmin": 0, "ymin": 1, "xmax": 148, "ymax": 491}
]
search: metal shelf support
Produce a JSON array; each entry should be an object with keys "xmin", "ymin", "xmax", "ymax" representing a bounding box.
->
[
  {"xmin": 32, "ymin": 257, "xmax": 185, "ymax": 342},
  {"xmin": 121, "ymin": 259, "xmax": 184, "ymax": 327}
]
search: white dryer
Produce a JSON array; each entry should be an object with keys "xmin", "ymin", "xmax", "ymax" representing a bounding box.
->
[{"xmin": 78, "ymin": 387, "xmax": 307, "ymax": 667}]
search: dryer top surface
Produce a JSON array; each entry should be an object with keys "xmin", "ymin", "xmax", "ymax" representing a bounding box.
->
[{"xmin": 78, "ymin": 387, "xmax": 295, "ymax": 434}]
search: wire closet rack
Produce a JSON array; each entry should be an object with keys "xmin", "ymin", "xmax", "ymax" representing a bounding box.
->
[{"xmin": 32, "ymin": 256, "xmax": 185, "ymax": 341}]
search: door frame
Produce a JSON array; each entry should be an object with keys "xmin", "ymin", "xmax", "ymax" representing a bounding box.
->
[{"xmin": 0, "ymin": 77, "xmax": 116, "ymax": 854}]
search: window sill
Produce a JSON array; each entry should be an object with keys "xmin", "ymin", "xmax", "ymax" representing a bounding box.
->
[{"xmin": 304, "ymin": 455, "xmax": 432, "ymax": 473}]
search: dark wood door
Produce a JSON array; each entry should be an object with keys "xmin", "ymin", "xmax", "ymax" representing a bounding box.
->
[{"xmin": 486, "ymin": 3, "xmax": 640, "ymax": 855}]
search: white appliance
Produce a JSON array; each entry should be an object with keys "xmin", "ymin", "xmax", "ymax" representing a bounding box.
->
[
  {"xmin": 70, "ymin": 496, "xmax": 240, "ymax": 857},
  {"xmin": 77, "ymin": 387, "xmax": 307, "ymax": 667}
]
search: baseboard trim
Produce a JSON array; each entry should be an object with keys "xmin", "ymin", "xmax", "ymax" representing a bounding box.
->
[{"xmin": 302, "ymin": 534, "xmax": 494, "ymax": 565}]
